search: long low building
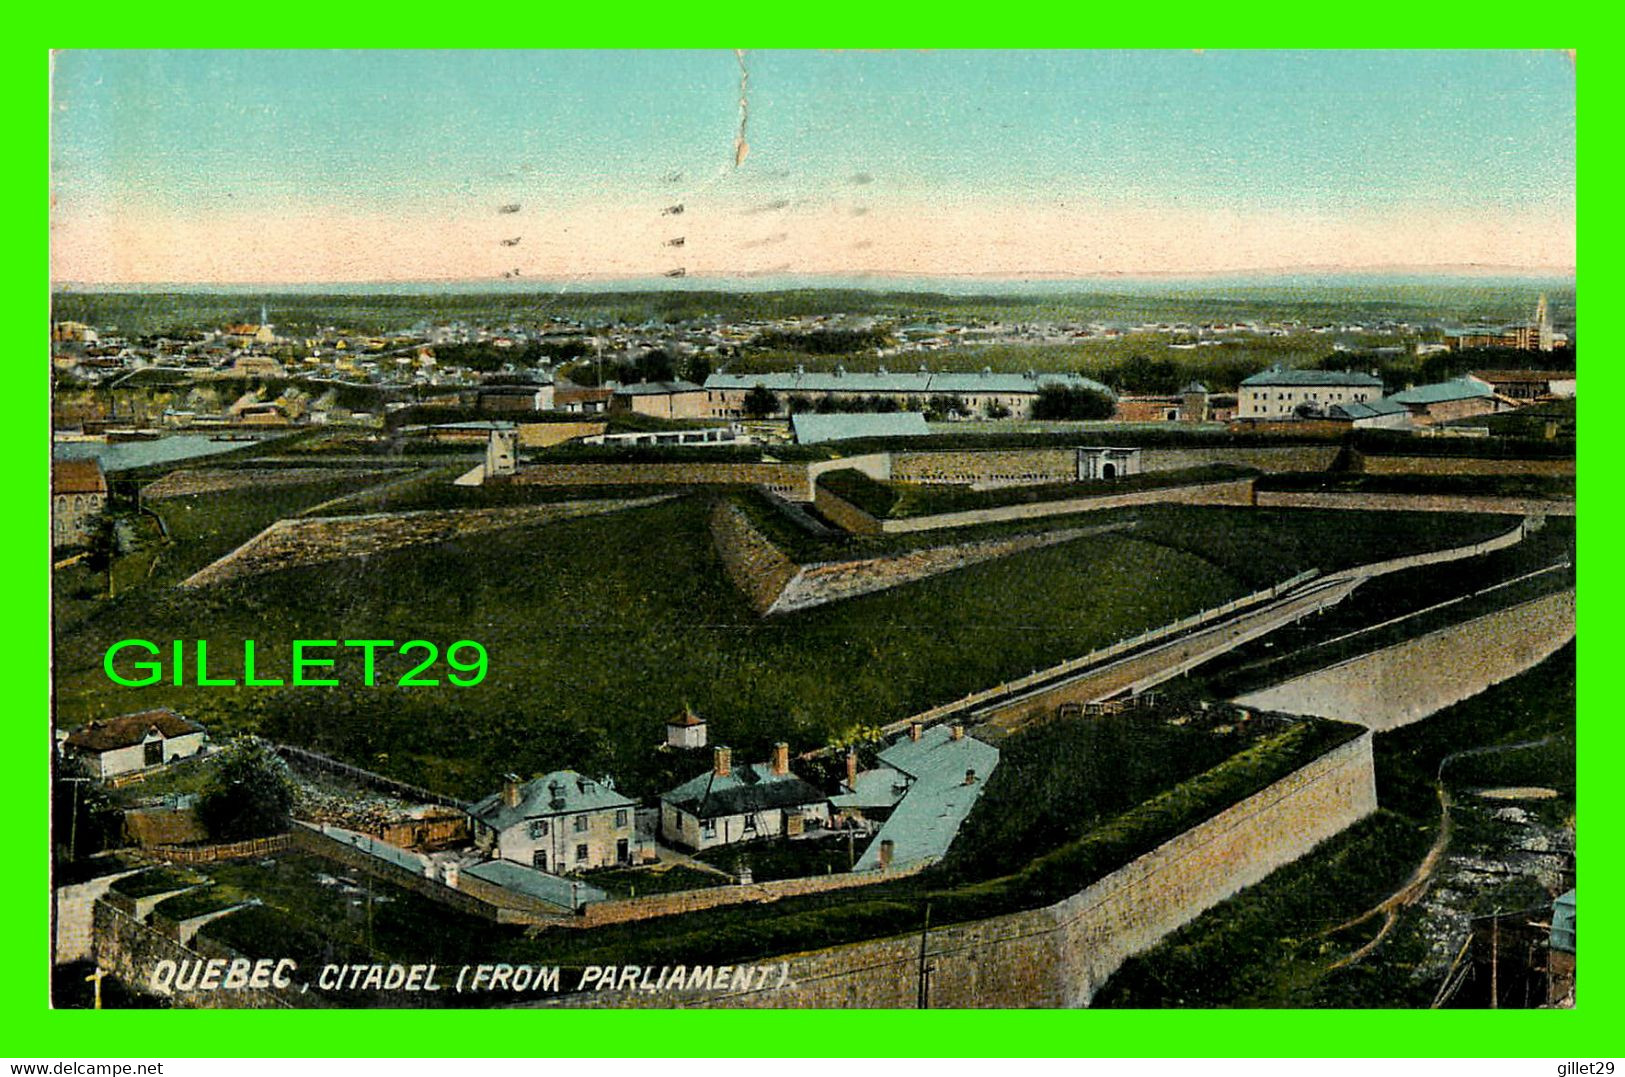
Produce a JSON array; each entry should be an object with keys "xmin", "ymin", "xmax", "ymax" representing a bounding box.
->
[{"xmin": 703, "ymin": 367, "xmax": 1114, "ymax": 421}]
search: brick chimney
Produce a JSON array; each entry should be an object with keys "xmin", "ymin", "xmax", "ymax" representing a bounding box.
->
[
  {"xmin": 950, "ymin": 723, "xmax": 964, "ymax": 741},
  {"xmin": 501, "ymin": 773, "xmax": 522, "ymax": 808},
  {"xmin": 964, "ymin": 768, "xmax": 978, "ymax": 786},
  {"xmin": 771, "ymin": 742, "xmax": 789, "ymax": 777},
  {"xmin": 878, "ymin": 839, "xmax": 895, "ymax": 871},
  {"xmin": 909, "ymin": 722, "xmax": 922, "ymax": 742},
  {"xmin": 713, "ymin": 745, "xmax": 732, "ymax": 778},
  {"xmin": 845, "ymin": 748, "xmax": 859, "ymax": 789}
]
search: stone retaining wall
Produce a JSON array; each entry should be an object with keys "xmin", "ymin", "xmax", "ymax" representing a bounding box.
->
[
  {"xmin": 539, "ymin": 732, "xmax": 1377, "ymax": 1008},
  {"xmin": 1234, "ymin": 589, "xmax": 1576, "ymax": 730},
  {"xmin": 1254, "ymin": 489, "xmax": 1574, "ymax": 517}
]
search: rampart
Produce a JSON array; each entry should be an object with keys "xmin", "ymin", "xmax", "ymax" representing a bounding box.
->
[
  {"xmin": 1140, "ymin": 444, "xmax": 1342, "ymax": 474},
  {"xmin": 542, "ymin": 731, "xmax": 1377, "ymax": 1008},
  {"xmin": 876, "ymin": 478, "xmax": 1257, "ymax": 534},
  {"xmin": 1253, "ymin": 489, "xmax": 1574, "ymax": 517},
  {"xmin": 1233, "ymin": 589, "xmax": 1576, "ymax": 730},
  {"xmin": 509, "ymin": 462, "xmax": 809, "ymax": 499},
  {"xmin": 1350, "ymin": 452, "xmax": 1575, "ymax": 478},
  {"xmin": 92, "ymin": 899, "xmax": 300, "ymax": 1009}
]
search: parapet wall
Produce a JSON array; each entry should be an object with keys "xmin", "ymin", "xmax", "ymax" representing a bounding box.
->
[
  {"xmin": 1234, "ymin": 589, "xmax": 1576, "ymax": 730},
  {"xmin": 879, "ymin": 479, "xmax": 1256, "ymax": 534},
  {"xmin": 1254, "ymin": 489, "xmax": 1574, "ymax": 517},
  {"xmin": 891, "ymin": 448, "xmax": 1077, "ymax": 486},
  {"xmin": 1351, "ymin": 452, "xmax": 1575, "ymax": 478},
  {"xmin": 546, "ymin": 732, "xmax": 1377, "ymax": 1008},
  {"xmin": 510, "ymin": 462, "xmax": 810, "ymax": 499},
  {"xmin": 1141, "ymin": 444, "xmax": 1341, "ymax": 474}
]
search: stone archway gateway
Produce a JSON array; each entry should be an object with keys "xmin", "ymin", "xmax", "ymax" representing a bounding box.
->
[{"xmin": 1075, "ymin": 446, "xmax": 1142, "ymax": 481}]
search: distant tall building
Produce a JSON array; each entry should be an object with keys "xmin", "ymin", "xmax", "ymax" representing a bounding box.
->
[{"xmin": 1537, "ymin": 293, "xmax": 1555, "ymax": 353}]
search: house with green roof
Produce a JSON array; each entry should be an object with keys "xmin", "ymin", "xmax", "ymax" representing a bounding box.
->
[
  {"xmin": 659, "ymin": 744, "xmax": 831, "ymax": 851},
  {"xmin": 1237, "ymin": 364, "xmax": 1383, "ymax": 420},
  {"xmin": 469, "ymin": 770, "xmax": 642, "ymax": 873}
]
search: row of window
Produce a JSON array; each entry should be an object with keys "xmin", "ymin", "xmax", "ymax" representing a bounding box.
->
[{"xmin": 526, "ymin": 809, "xmax": 629, "ymax": 840}]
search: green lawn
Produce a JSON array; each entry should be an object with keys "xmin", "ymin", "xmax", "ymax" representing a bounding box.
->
[{"xmin": 53, "ymin": 494, "xmax": 1249, "ymax": 801}]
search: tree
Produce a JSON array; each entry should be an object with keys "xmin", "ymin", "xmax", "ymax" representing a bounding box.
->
[
  {"xmin": 681, "ymin": 353, "xmax": 713, "ymax": 385},
  {"xmin": 1031, "ymin": 385, "xmax": 1116, "ymax": 421},
  {"xmin": 198, "ymin": 737, "xmax": 295, "ymax": 841},
  {"xmin": 742, "ymin": 384, "xmax": 779, "ymax": 419}
]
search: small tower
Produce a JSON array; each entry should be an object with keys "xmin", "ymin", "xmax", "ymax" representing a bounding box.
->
[
  {"xmin": 485, "ymin": 427, "xmax": 517, "ymax": 478},
  {"xmin": 1536, "ymin": 293, "xmax": 1554, "ymax": 353},
  {"xmin": 1179, "ymin": 381, "xmax": 1209, "ymax": 423},
  {"xmin": 664, "ymin": 704, "xmax": 708, "ymax": 749}
]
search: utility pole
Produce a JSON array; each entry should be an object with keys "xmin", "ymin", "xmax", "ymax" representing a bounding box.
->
[
  {"xmin": 85, "ymin": 966, "xmax": 106, "ymax": 1010},
  {"xmin": 916, "ymin": 902, "xmax": 933, "ymax": 1009},
  {"xmin": 1490, "ymin": 907, "xmax": 1500, "ymax": 1010}
]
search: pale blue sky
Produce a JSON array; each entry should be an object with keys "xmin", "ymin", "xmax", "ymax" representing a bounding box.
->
[{"xmin": 50, "ymin": 50, "xmax": 1576, "ymax": 281}]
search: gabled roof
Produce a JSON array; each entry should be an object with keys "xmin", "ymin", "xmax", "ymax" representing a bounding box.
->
[
  {"xmin": 853, "ymin": 725, "xmax": 1000, "ymax": 872},
  {"xmin": 829, "ymin": 766, "xmax": 910, "ymax": 811},
  {"xmin": 1239, "ymin": 364, "xmax": 1383, "ymax": 389},
  {"xmin": 64, "ymin": 709, "xmax": 204, "ymax": 752},
  {"xmin": 704, "ymin": 370, "xmax": 1112, "ymax": 397},
  {"xmin": 612, "ymin": 380, "xmax": 705, "ymax": 396},
  {"xmin": 469, "ymin": 770, "xmax": 637, "ymax": 833},
  {"xmin": 52, "ymin": 459, "xmax": 107, "ymax": 495},
  {"xmin": 792, "ymin": 411, "xmax": 931, "ymax": 444},
  {"xmin": 1329, "ymin": 398, "xmax": 1410, "ymax": 421},
  {"xmin": 661, "ymin": 761, "xmax": 826, "ymax": 819},
  {"xmin": 1386, "ymin": 378, "xmax": 1495, "ymax": 406}
]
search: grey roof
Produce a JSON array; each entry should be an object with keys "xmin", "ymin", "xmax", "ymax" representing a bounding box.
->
[
  {"xmin": 705, "ymin": 370, "xmax": 1112, "ymax": 397},
  {"xmin": 661, "ymin": 761, "xmax": 826, "ymax": 819},
  {"xmin": 612, "ymin": 380, "xmax": 705, "ymax": 396},
  {"xmin": 852, "ymin": 725, "xmax": 1000, "ymax": 872},
  {"xmin": 1329, "ymin": 398, "xmax": 1410, "ymax": 420},
  {"xmin": 1385, "ymin": 378, "xmax": 1495, "ymax": 406},
  {"xmin": 1181, "ymin": 381, "xmax": 1209, "ymax": 394},
  {"xmin": 463, "ymin": 859, "xmax": 607, "ymax": 910},
  {"xmin": 829, "ymin": 766, "xmax": 910, "ymax": 811},
  {"xmin": 792, "ymin": 411, "xmax": 931, "ymax": 444},
  {"xmin": 469, "ymin": 770, "xmax": 637, "ymax": 833},
  {"xmin": 1551, "ymin": 889, "xmax": 1576, "ymax": 954},
  {"xmin": 1239, "ymin": 364, "xmax": 1383, "ymax": 389}
]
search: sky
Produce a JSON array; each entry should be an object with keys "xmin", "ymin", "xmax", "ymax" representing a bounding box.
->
[{"xmin": 49, "ymin": 50, "xmax": 1577, "ymax": 284}]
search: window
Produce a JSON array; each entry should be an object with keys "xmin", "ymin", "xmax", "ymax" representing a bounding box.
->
[
  {"xmin": 575, "ymin": 843, "xmax": 589, "ymax": 862},
  {"xmin": 614, "ymin": 809, "xmax": 628, "ymax": 828},
  {"xmin": 532, "ymin": 849, "xmax": 548, "ymax": 871},
  {"xmin": 743, "ymin": 814, "xmax": 757, "ymax": 833},
  {"xmin": 573, "ymin": 814, "xmax": 587, "ymax": 832},
  {"xmin": 528, "ymin": 819, "xmax": 548, "ymax": 839},
  {"xmin": 702, "ymin": 818, "xmax": 717, "ymax": 839},
  {"xmin": 144, "ymin": 740, "xmax": 163, "ymax": 767}
]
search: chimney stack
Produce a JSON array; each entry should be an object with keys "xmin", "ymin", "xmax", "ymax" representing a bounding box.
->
[
  {"xmin": 950, "ymin": 723, "xmax": 964, "ymax": 741},
  {"xmin": 878, "ymin": 839, "xmax": 895, "ymax": 871},
  {"xmin": 845, "ymin": 748, "xmax": 859, "ymax": 789},
  {"xmin": 713, "ymin": 745, "xmax": 732, "ymax": 778},
  {"xmin": 771, "ymin": 742, "xmax": 789, "ymax": 777},
  {"xmin": 909, "ymin": 722, "xmax": 922, "ymax": 742},
  {"xmin": 501, "ymin": 773, "xmax": 522, "ymax": 808},
  {"xmin": 964, "ymin": 768, "xmax": 978, "ymax": 786}
]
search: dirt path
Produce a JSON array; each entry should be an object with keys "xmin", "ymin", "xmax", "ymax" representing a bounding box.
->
[{"xmin": 1321, "ymin": 734, "xmax": 1564, "ymax": 970}]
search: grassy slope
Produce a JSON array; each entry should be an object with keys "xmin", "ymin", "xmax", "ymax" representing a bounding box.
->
[
  {"xmin": 52, "ymin": 495, "xmax": 1244, "ymax": 801},
  {"xmin": 1094, "ymin": 642, "xmax": 1576, "ymax": 1008}
]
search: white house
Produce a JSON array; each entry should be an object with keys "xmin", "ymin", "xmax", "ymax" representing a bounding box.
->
[
  {"xmin": 468, "ymin": 770, "xmax": 642, "ymax": 873},
  {"xmin": 62, "ymin": 709, "xmax": 207, "ymax": 780},
  {"xmin": 664, "ymin": 705, "xmax": 708, "ymax": 750},
  {"xmin": 1237, "ymin": 364, "xmax": 1385, "ymax": 420},
  {"xmin": 659, "ymin": 744, "xmax": 831, "ymax": 851}
]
